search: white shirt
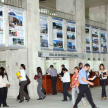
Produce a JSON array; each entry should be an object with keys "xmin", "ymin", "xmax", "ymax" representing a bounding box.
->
[
  {"xmin": 20, "ymin": 69, "xmax": 27, "ymax": 82},
  {"xmin": 0, "ymin": 76, "xmax": 6, "ymax": 88},
  {"xmin": 3, "ymin": 75, "xmax": 10, "ymax": 85},
  {"xmin": 99, "ymin": 69, "xmax": 107, "ymax": 80},
  {"xmin": 61, "ymin": 71, "xmax": 70, "ymax": 83}
]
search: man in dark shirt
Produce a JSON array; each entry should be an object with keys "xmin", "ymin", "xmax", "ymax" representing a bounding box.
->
[{"xmin": 59, "ymin": 65, "xmax": 65, "ymax": 77}]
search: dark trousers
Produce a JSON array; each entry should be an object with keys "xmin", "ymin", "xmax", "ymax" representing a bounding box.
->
[
  {"xmin": 0, "ymin": 88, "xmax": 5, "ymax": 107},
  {"xmin": 63, "ymin": 82, "xmax": 71, "ymax": 100},
  {"xmin": 20, "ymin": 81, "xmax": 29, "ymax": 101},
  {"xmin": 17, "ymin": 85, "xmax": 29, "ymax": 100},
  {"xmin": 100, "ymin": 79, "xmax": 107, "ymax": 98},
  {"xmin": 74, "ymin": 84, "xmax": 96, "ymax": 108},
  {"xmin": 51, "ymin": 77, "xmax": 57, "ymax": 94},
  {"xmin": 3, "ymin": 87, "xmax": 8, "ymax": 106}
]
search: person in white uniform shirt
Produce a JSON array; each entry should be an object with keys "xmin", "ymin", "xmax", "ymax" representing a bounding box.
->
[
  {"xmin": 1, "ymin": 67, "xmax": 10, "ymax": 107},
  {"xmin": 59, "ymin": 68, "xmax": 72, "ymax": 101},
  {"xmin": 97, "ymin": 64, "xmax": 108, "ymax": 100},
  {"xmin": 0, "ymin": 67, "xmax": 8, "ymax": 107},
  {"xmin": 18, "ymin": 64, "xmax": 29, "ymax": 103}
]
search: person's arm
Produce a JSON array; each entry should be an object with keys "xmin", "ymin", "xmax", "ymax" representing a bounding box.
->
[
  {"xmin": 81, "ymin": 78, "xmax": 94, "ymax": 85},
  {"xmin": 46, "ymin": 69, "xmax": 51, "ymax": 74}
]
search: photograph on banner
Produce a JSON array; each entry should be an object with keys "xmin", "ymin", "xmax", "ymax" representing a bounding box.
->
[
  {"xmin": 0, "ymin": 6, "xmax": 4, "ymax": 45},
  {"xmin": 67, "ymin": 21, "xmax": 76, "ymax": 51},
  {"xmin": 85, "ymin": 25, "xmax": 91, "ymax": 52},
  {"xmin": 100, "ymin": 29, "xmax": 107, "ymax": 53},
  {"xmin": 52, "ymin": 17, "xmax": 63, "ymax": 50},
  {"xmin": 92, "ymin": 27, "xmax": 99, "ymax": 53},
  {"xmin": 8, "ymin": 7, "xmax": 24, "ymax": 46},
  {"xmin": 40, "ymin": 15, "xmax": 48, "ymax": 48}
]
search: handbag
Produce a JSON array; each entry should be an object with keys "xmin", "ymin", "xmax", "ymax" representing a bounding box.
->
[{"xmin": 26, "ymin": 75, "xmax": 31, "ymax": 85}]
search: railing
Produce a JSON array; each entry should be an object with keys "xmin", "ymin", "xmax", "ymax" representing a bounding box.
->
[
  {"xmin": 39, "ymin": 5, "xmax": 76, "ymax": 21},
  {"xmin": 40, "ymin": 5, "xmax": 107, "ymax": 29},
  {"xmin": 0, "ymin": 0, "xmax": 26, "ymax": 8}
]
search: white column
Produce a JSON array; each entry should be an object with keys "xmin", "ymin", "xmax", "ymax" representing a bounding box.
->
[
  {"xmin": 48, "ymin": 16, "xmax": 53, "ymax": 50},
  {"xmin": 27, "ymin": 0, "xmax": 41, "ymax": 98},
  {"xmin": 56, "ymin": 0, "xmax": 75, "ymax": 15},
  {"xmin": 63, "ymin": 19, "xmax": 67, "ymax": 51}
]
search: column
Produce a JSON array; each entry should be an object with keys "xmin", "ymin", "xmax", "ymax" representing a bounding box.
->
[
  {"xmin": 56, "ymin": 0, "xmax": 75, "ymax": 15},
  {"xmin": 76, "ymin": 0, "xmax": 86, "ymax": 62},
  {"xmin": 26, "ymin": 0, "xmax": 41, "ymax": 97}
]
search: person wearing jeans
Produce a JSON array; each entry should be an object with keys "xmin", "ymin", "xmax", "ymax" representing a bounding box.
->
[
  {"xmin": 59, "ymin": 68, "xmax": 72, "ymax": 101},
  {"xmin": 97, "ymin": 64, "xmax": 108, "ymax": 100},
  {"xmin": 70, "ymin": 67, "xmax": 86, "ymax": 107},
  {"xmin": 72, "ymin": 64, "xmax": 97, "ymax": 108}
]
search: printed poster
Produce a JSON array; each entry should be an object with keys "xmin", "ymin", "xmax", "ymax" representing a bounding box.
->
[
  {"xmin": 0, "ymin": 6, "xmax": 4, "ymax": 45},
  {"xmin": 100, "ymin": 29, "xmax": 107, "ymax": 53},
  {"xmin": 86, "ymin": 25, "xmax": 91, "ymax": 52},
  {"xmin": 67, "ymin": 21, "xmax": 76, "ymax": 51},
  {"xmin": 92, "ymin": 27, "xmax": 99, "ymax": 53},
  {"xmin": 53, "ymin": 17, "xmax": 63, "ymax": 50},
  {"xmin": 40, "ymin": 15, "xmax": 48, "ymax": 49},
  {"xmin": 8, "ymin": 7, "xmax": 24, "ymax": 46}
]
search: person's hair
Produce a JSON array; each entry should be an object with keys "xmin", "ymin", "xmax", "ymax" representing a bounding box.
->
[
  {"xmin": 99, "ymin": 64, "xmax": 105, "ymax": 70},
  {"xmin": 62, "ymin": 68, "xmax": 68, "ymax": 71},
  {"xmin": 20, "ymin": 64, "xmax": 26, "ymax": 70},
  {"xmin": 37, "ymin": 67, "xmax": 42, "ymax": 75},
  {"xmin": 74, "ymin": 67, "xmax": 80, "ymax": 71},
  {"xmin": 0, "ymin": 67, "xmax": 5, "ymax": 77},
  {"xmin": 79, "ymin": 62, "xmax": 83, "ymax": 67},
  {"xmin": 50, "ymin": 65, "xmax": 54, "ymax": 68},
  {"xmin": 61, "ymin": 64, "xmax": 65, "ymax": 68},
  {"xmin": 84, "ymin": 63, "xmax": 90, "ymax": 67}
]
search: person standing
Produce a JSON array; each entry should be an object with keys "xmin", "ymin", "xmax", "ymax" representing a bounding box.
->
[
  {"xmin": 59, "ymin": 68, "xmax": 72, "ymax": 101},
  {"xmin": 36, "ymin": 67, "xmax": 46, "ymax": 100},
  {"xmin": 2, "ymin": 67, "xmax": 10, "ymax": 107},
  {"xmin": 72, "ymin": 64, "xmax": 97, "ymax": 108},
  {"xmin": 0, "ymin": 67, "xmax": 8, "ymax": 107},
  {"xmin": 79, "ymin": 62, "xmax": 83, "ymax": 70},
  {"xmin": 18, "ymin": 64, "xmax": 30, "ymax": 103},
  {"xmin": 97, "ymin": 64, "xmax": 108, "ymax": 100},
  {"xmin": 70, "ymin": 67, "xmax": 86, "ymax": 107},
  {"xmin": 46, "ymin": 65, "xmax": 57, "ymax": 95}
]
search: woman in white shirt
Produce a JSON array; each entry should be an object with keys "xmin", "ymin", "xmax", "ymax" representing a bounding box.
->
[
  {"xmin": 97, "ymin": 64, "xmax": 108, "ymax": 100},
  {"xmin": 59, "ymin": 68, "xmax": 72, "ymax": 101},
  {"xmin": 1, "ymin": 67, "xmax": 10, "ymax": 107},
  {"xmin": 18, "ymin": 64, "xmax": 29, "ymax": 103},
  {"xmin": 0, "ymin": 67, "xmax": 8, "ymax": 107}
]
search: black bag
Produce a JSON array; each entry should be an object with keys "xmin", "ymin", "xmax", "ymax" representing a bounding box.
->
[{"xmin": 41, "ymin": 87, "xmax": 46, "ymax": 95}]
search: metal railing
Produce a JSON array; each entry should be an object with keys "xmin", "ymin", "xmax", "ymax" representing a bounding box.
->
[
  {"xmin": 0, "ymin": 0, "xmax": 26, "ymax": 8},
  {"xmin": 40, "ymin": 5, "xmax": 107, "ymax": 29},
  {"xmin": 39, "ymin": 5, "xmax": 76, "ymax": 21}
]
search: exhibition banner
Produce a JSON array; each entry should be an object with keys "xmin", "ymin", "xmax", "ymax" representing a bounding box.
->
[
  {"xmin": 67, "ymin": 21, "xmax": 76, "ymax": 51},
  {"xmin": 52, "ymin": 17, "xmax": 64, "ymax": 51},
  {"xmin": 0, "ymin": 6, "xmax": 4, "ymax": 45},
  {"xmin": 100, "ymin": 29, "xmax": 107, "ymax": 53},
  {"xmin": 40, "ymin": 15, "xmax": 48, "ymax": 49},
  {"xmin": 92, "ymin": 27, "xmax": 99, "ymax": 53},
  {"xmin": 86, "ymin": 25, "xmax": 91, "ymax": 52},
  {"xmin": 8, "ymin": 7, "xmax": 24, "ymax": 46}
]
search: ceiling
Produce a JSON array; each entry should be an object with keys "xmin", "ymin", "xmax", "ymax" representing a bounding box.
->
[{"xmin": 40, "ymin": 0, "xmax": 108, "ymax": 9}]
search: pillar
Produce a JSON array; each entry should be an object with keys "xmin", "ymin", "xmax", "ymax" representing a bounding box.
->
[{"xmin": 26, "ymin": 0, "xmax": 41, "ymax": 98}]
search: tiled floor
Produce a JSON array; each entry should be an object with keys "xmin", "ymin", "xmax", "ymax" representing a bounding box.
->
[{"xmin": 6, "ymin": 86, "xmax": 108, "ymax": 108}]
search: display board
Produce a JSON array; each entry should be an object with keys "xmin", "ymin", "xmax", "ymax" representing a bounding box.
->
[
  {"xmin": 85, "ymin": 25, "xmax": 91, "ymax": 52},
  {"xmin": 0, "ymin": 6, "xmax": 4, "ymax": 45},
  {"xmin": 52, "ymin": 17, "xmax": 63, "ymax": 51},
  {"xmin": 92, "ymin": 27, "xmax": 99, "ymax": 53},
  {"xmin": 66, "ymin": 21, "xmax": 76, "ymax": 51},
  {"xmin": 100, "ymin": 29, "xmax": 107, "ymax": 53},
  {"xmin": 40, "ymin": 15, "xmax": 48, "ymax": 49},
  {"xmin": 8, "ymin": 7, "xmax": 24, "ymax": 46}
]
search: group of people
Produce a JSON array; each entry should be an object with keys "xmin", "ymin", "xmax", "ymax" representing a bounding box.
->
[{"xmin": 0, "ymin": 62, "xmax": 108, "ymax": 108}]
